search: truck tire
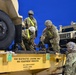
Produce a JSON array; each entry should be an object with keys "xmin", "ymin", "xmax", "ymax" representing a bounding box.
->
[{"xmin": 0, "ymin": 10, "xmax": 15, "ymax": 49}]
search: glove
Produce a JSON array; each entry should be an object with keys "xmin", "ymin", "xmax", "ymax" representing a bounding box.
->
[
  {"xmin": 40, "ymin": 36, "xmax": 45, "ymax": 42},
  {"xmin": 50, "ymin": 40, "xmax": 53, "ymax": 44},
  {"xmin": 56, "ymin": 52, "xmax": 60, "ymax": 55}
]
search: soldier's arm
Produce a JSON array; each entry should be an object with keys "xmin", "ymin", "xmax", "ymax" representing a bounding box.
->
[
  {"xmin": 24, "ymin": 18, "xmax": 28, "ymax": 29},
  {"xmin": 30, "ymin": 39, "xmax": 35, "ymax": 46},
  {"xmin": 22, "ymin": 30, "xmax": 29, "ymax": 39},
  {"xmin": 40, "ymin": 28, "xmax": 47, "ymax": 42},
  {"xmin": 34, "ymin": 18, "xmax": 38, "ymax": 37},
  {"xmin": 65, "ymin": 54, "xmax": 72, "ymax": 66},
  {"xmin": 21, "ymin": 40, "xmax": 26, "ymax": 50},
  {"xmin": 52, "ymin": 26, "xmax": 59, "ymax": 38},
  {"xmin": 22, "ymin": 22, "xmax": 25, "ymax": 29},
  {"xmin": 64, "ymin": 54, "xmax": 73, "ymax": 74},
  {"xmin": 42, "ymin": 28, "xmax": 47, "ymax": 35},
  {"xmin": 34, "ymin": 18, "xmax": 38, "ymax": 30}
]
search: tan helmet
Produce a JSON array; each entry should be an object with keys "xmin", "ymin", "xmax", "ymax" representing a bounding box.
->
[
  {"xmin": 29, "ymin": 26, "xmax": 35, "ymax": 33},
  {"xmin": 45, "ymin": 20, "xmax": 52, "ymax": 26},
  {"xmin": 66, "ymin": 42, "xmax": 76, "ymax": 51},
  {"xmin": 28, "ymin": 10, "xmax": 34, "ymax": 15}
]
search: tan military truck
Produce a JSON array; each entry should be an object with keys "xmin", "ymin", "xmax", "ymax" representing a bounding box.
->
[
  {"xmin": 59, "ymin": 21, "xmax": 76, "ymax": 48},
  {"xmin": 0, "ymin": 0, "xmax": 22, "ymax": 49}
]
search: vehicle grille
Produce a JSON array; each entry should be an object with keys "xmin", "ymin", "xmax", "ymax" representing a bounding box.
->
[{"xmin": 59, "ymin": 33, "xmax": 71, "ymax": 39}]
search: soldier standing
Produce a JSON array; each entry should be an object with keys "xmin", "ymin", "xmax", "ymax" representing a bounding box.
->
[
  {"xmin": 64, "ymin": 42, "xmax": 76, "ymax": 75},
  {"xmin": 21, "ymin": 26, "xmax": 36, "ymax": 51},
  {"xmin": 40, "ymin": 20, "xmax": 60, "ymax": 53},
  {"xmin": 24, "ymin": 10, "xmax": 38, "ymax": 37}
]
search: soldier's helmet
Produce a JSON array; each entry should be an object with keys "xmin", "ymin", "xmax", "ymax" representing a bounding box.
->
[
  {"xmin": 66, "ymin": 42, "xmax": 76, "ymax": 51},
  {"xmin": 29, "ymin": 26, "xmax": 35, "ymax": 33},
  {"xmin": 45, "ymin": 20, "xmax": 52, "ymax": 26},
  {"xmin": 28, "ymin": 10, "xmax": 34, "ymax": 15}
]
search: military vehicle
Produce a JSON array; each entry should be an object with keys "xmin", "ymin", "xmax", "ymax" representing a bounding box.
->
[
  {"xmin": 0, "ymin": 0, "xmax": 22, "ymax": 50},
  {"xmin": 59, "ymin": 21, "xmax": 76, "ymax": 48}
]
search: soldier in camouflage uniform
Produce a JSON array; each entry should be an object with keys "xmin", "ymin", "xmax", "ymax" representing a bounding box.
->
[
  {"xmin": 21, "ymin": 26, "xmax": 36, "ymax": 51},
  {"xmin": 40, "ymin": 20, "xmax": 60, "ymax": 53},
  {"xmin": 64, "ymin": 42, "xmax": 76, "ymax": 75},
  {"xmin": 24, "ymin": 10, "xmax": 38, "ymax": 37}
]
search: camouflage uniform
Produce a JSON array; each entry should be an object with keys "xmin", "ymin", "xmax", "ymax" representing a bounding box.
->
[
  {"xmin": 40, "ymin": 20, "xmax": 60, "ymax": 53},
  {"xmin": 21, "ymin": 29, "xmax": 35, "ymax": 51},
  {"xmin": 24, "ymin": 10, "xmax": 38, "ymax": 37},
  {"xmin": 24, "ymin": 17, "xmax": 37, "ymax": 30},
  {"xmin": 64, "ymin": 42, "xmax": 76, "ymax": 75}
]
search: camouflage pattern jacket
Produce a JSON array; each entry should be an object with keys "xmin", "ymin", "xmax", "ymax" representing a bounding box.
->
[
  {"xmin": 22, "ymin": 29, "xmax": 35, "ymax": 44},
  {"xmin": 64, "ymin": 52, "xmax": 76, "ymax": 75},
  {"xmin": 41, "ymin": 25, "xmax": 60, "ymax": 44},
  {"xmin": 24, "ymin": 17, "xmax": 37, "ymax": 30}
]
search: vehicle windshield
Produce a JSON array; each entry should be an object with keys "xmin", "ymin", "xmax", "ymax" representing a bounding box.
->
[{"xmin": 62, "ymin": 27, "xmax": 74, "ymax": 32}]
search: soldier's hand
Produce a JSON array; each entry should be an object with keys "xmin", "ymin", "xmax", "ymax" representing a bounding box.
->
[
  {"xmin": 34, "ymin": 43, "xmax": 37, "ymax": 46},
  {"xmin": 50, "ymin": 40, "xmax": 53, "ymax": 44},
  {"xmin": 56, "ymin": 52, "xmax": 60, "ymax": 55},
  {"xmin": 40, "ymin": 36, "xmax": 45, "ymax": 42}
]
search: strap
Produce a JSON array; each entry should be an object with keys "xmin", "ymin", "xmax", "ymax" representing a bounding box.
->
[
  {"xmin": 48, "ymin": 30, "xmax": 53, "ymax": 36},
  {"xmin": 28, "ymin": 17, "xmax": 34, "ymax": 26},
  {"xmin": 26, "ymin": 29, "xmax": 30, "ymax": 39}
]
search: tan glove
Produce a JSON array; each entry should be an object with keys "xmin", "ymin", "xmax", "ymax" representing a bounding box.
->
[
  {"xmin": 56, "ymin": 52, "xmax": 60, "ymax": 55},
  {"xmin": 41, "ymin": 35, "xmax": 45, "ymax": 42},
  {"xmin": 50, "ymin": 39, "xmax": 53, "ymax": 44}
]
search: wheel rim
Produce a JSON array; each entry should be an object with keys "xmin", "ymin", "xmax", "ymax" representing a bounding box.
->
[{"xmin": 0, "ymin": 21, "xmax": 7, "ymax": 40}]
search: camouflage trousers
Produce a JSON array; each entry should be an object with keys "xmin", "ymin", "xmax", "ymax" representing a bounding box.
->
[
  {"xmin": 64, "ymin": 62, "xmax": 76, "ymax": 75},
  {"xmin": 43, "ymin": 38, "xmax": 60, "ymax": 53},
  {"xmin": 21, "ymin": 39, "xmax": 35, "ymax": 51},
  {"xmin": 52, "ymin": 42, "xmax": 60, "ymax": 53}
]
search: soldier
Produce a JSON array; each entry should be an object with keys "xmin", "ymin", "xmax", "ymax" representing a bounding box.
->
[
  {"xmin": 0, "ymin": 0, "xmax": 22, "ymax": 50},
  {"xmin": 64, "ymin": 42, "xmax": 76, "ymax": 75},
  {"xmin": 24, "ymin": 10, "xmax": 38, "ymax": 37},
  {"xmin": 40, "ymin": 20, "xmax": 60, "ymax": 53},
  {"xmin": 21, "ymin": 26, "xmax": 36, "ymax": 51}
]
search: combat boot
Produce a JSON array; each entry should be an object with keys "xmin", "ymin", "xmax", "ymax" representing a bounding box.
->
[
  {"xmin": 12, "ymin": 43, "xmax": 18, "ymax": 52},
  {"xmin": 15, "ymin": 44, "xmax": 19, "ymax": 51}
]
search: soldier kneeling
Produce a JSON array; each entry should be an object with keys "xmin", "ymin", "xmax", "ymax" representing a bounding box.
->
[{"xmin": 21, "ymin": 26, "xmax": 36, "ymax": 51}]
